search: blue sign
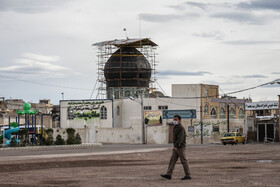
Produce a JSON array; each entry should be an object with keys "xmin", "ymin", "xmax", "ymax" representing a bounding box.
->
[{"xmin": 162, "ymin": 110, "xmax": 196, "ymax": 119}]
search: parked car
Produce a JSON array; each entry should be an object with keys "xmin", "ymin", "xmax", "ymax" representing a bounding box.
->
[{"xmin": 221, "ymin": 132, "xmax": 246, "ymax": 145}]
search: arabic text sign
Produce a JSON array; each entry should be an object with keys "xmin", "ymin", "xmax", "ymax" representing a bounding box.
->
[
  {"xmin": 245, "ymin": 101, "xmax": 279, "ymax": 110},
  {"xmin": 144, "ymin": 110, "xmax": 163, "ymax": 126},
  {"xmin": 162, "ymin": 110, "xmax": 196, "ymax": 119}
]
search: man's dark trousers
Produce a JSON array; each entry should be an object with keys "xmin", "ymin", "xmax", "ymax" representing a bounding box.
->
[{"xmin": 166, "ymin": 146, "xmax": 191, "ymax": 176}]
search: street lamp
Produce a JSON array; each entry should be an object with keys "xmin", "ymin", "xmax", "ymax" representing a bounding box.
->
[{"xmin": 130, "ymin": 89, "xmax": 146, "ymax": 144}]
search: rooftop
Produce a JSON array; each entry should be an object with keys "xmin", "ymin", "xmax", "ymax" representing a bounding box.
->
[{"xmin": 93, "ymin": 38, "xmax": 158, "ymax": 47}]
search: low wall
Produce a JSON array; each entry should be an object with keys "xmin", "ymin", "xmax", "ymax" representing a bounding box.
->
[
  {"xmin": 52, "ymin": 128, "xmax": 91, "ymax": 143},
  {"xmin": 96, "ymin": 117, "xmax": 142, "ymax": 144},
  {"xmin": 146, "ymin": 124, "xmax": 169, "ymax": 144}
]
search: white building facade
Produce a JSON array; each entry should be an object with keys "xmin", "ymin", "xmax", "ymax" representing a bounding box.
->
[{"xmin": 59, "ymin": 84, "xmax": 249, "ymax": 144}]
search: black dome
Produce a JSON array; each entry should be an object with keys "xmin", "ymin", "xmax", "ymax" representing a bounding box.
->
[{"xmin": 104, "ymin": 47, "xmax": 151, "ymax": 87}]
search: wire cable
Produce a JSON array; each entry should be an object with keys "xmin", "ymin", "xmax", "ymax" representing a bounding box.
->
[
  {"xmin": 155, "ymin": 80, "xmax": 167, "ymax": 96},
  {"xmin": 0, "ymin": 74, "xmax": 91, "ymax": 91},
  {"xmin": 89, "ymin": 79, "xmax": 98, "ymax": 99}
]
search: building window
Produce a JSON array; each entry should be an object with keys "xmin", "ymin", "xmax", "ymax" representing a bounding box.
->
[
  {"xmin": 229, "ymin": 107, "xmax": 235, "ymax": 119},
  {"xmin": 117, "ymin": 106, "xmax": 120, "ymax": 116},
  {"xmin": 144, "ymin": 106, "xmax": 152, "ymax": 110},
  {"xmin": 100, "ymin": 106, "xmax": 107, "ymax": 119},
  {"xmin": 239, "ymin": 108, "xmax": 244, "ymax": 119},
  {"xmin": 219, "ymin": 107, "xmax": 226, "ymax": 119},
  {"xmin": 205, "ymin": 88, "xmax": 208, "ymax": 97},
  {"xmin": 204, "ymin": 104, "xmax": 208, "ymax": 115},
  {"xmin": 210, "ymin": 108, "xmax": 217, "ymax": 119},
  {"xmin": 124, "ymin": 90, "xmax": 131, "ymax": 97},
  {"xmin": 135, "ymin": 90, "xmax": 140, "ymax": 98},
  {"xmin": 114, "ymin": 91, "xmax": 119, "ymax": 99},
  {"xmin": 213, "ymin": 125, "xmax": 219, "ymax": 132},
  {"xmin": 158, "ymin": 106, "xmax": 168, "ymax": 110}
]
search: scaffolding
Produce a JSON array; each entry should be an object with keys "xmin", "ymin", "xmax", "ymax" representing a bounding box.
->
[{"xmin": 92, "ymin": 38, "xmax": 158, "ymax": 99}]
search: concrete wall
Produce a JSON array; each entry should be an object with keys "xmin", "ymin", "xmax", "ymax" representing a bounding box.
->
[
  {"xmin": 172, "ymin": 84, "xmax": 201, "ymax": 98},
  {"xmin": 96, "ymin": 117, "xmax": 142, "ymax": 143},
  {"xmin": 53, "ymin": 127, "xmax": 91, "ymax": 143},
  {"xmin": 146, "ymin": 123, "xmax": 169, "ymax": 144}
]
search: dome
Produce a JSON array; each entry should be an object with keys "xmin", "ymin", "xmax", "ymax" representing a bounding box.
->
[
  {"xmin": 149, "ymin": 91, "xmax": 165, "ymax": 98},
  {"xmin": 104, "ymin": 47, "xmax": 151, "ymax": 87},
  {"xmin": 23, "ymin": 103, "xmax": 31, "ymax": 111}
]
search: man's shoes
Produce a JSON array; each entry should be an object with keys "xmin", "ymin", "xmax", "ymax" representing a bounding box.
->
[
  {"xmin": 160, "ymin": 174, "xmax": 171, "ymax": 180},
  {"xmin": 181, "ymin": 175, "xmax": 191, "ymax": 180}
]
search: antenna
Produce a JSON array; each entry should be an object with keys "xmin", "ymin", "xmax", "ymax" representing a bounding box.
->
[
  {"xmin": 139, "ymin": 17, "xmax": 142, "ymax": 39},
  {"xmin": 123, "ymin": 28, "xmax": 128, "ymax": 39}
]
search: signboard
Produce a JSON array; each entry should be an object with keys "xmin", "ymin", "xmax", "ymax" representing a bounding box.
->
[
  {"xmin": 162, "ymin": 110, "xmax": 196, "ymax": 119},
  {"xmin": 144, "ymin": 110, "xmax": 163, "ymax": 126},
  {"xmin": 188, "ymin": 126, "xmax": 194, "ymax": 133},
  {"xmin": 245, "ymin": 101, "xmax": 279, "ymax": 111},
  {"xmin": 66, "ymin": 100, "xmax": 108, "ymax": 120}
]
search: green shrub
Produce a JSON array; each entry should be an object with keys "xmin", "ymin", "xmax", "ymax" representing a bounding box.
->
[
  {"xmin": 10, "ymin": 137, "xmax": 18, "ymax": 147},
  {"xmin": 45, "ymin": 128, "xmax": 54, "ymax": 146},
  {"xmin": 66, "ymin": 128, "xmax": 76, "ymax": 145},
  {"xmin": 46, "ymin": 128, "xmax": 54, "ymax": 134},
  {"xmin": 75, "ymin": 133, "xmax": 82, "ymax": 144},
  {"xmin": 36, "ymin": 135, "xmax": 44, "ymax": 146},
  {"xmin": 19, "ymin": 129, "xmax": 28, "ymax": 146},
  {"xmin": 55, "ymin": 134, "xmax": 65, "ymax": 145}
]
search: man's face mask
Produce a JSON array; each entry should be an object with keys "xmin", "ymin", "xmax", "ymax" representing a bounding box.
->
[{"xmin": 173, "ymin": 120, "xmax": 179, "ymax": 125}]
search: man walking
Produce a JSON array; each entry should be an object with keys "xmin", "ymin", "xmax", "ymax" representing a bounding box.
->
[{"xmin": 161, "ymin": 115, "xmax": 191, "ymax": 180}]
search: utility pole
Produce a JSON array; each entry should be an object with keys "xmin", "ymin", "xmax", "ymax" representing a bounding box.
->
[
  {"xmin": 200, "ymin": 105, "xmax": 203, "ymax": 144},
  {"xmin": 278, "ymin": 95, "xmax": 280, "ymax": 142},
  {"xmin": 140, "ymin": 89, "xmax": 146, "ymax": 144},
  {"xmin": 129, "ymin": 91, "xmax": 146, "ymax": 144},
  {"xmin": 227, "ymin": 104, "xmax": 230, "ymax": 133}
]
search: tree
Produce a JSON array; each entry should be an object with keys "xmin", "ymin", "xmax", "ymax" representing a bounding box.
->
[
  {"xmin": 19, "ymin": 128, "xmax": 28, "ymax": 146},
  {"xmin": 10, "ymin": 137, "xmax": 18, "ymax": 147},
  {"xmin": 54, "ymin": 134, "xmax": 65, "ymax": 145},
  {"xmin": 75, "ymin": 133, "xmax": 82, "ymax": 144},
  {"xmin": 45, "ymin": 128, "xmax": 54, "ymax": 146},
  {"xmin": 66, "ymin": 128, "xmax": 76, "ymax": 145}
]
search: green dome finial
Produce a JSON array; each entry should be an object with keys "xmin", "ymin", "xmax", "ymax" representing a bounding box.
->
[{"xmin": 23, "ymin": 103, "xmax": 31, "ymax": 112}]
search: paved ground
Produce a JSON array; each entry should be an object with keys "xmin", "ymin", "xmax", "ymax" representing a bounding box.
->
[{"xmin": 0, "ymin": 143, "xmax": 280, "ymax": 186}]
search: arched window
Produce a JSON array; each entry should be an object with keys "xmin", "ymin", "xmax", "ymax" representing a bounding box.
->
[
  {"xmin": 135, "ymin": 90, "xmax": 140, "ymax": 98},
  {"xmin": 117, "ymin": 106, "xmax": 120, "ymax": 116},
  {"xmin": 100, "ymin": 106, "xmax": 107, "ymax": 119},
  {"xmin": 204, "ymin": 104, "xmax": 208, "ymax": 115},
  {"xmin": 229, "ymin": 107, "xmax": 235, "ymax": 119},
  {"xmin": 239, "ymin": 108, "xmax": 244, "ymax": 119},
  {"xmin": 114, "ymin": 91, "xmax": 119, "ymax": 99},
  {"xmin": 124, "ymin": 90, "xmax": 131, "ymax": 97},
  {"xmin": 210, "ymin": 108, "xmax": 217, "ymax": 119},
  {"xmin": 219, "ymin": 107, "xmax": 226, "ymax": 119},
  {"xmin": 205, "ymin": 88, "xmax": 208, "ymax": 97}
]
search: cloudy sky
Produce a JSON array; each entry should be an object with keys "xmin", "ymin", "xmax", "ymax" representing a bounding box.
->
[{"xmin": 0, "ymin": 0, "xmax": 279, "ymax": 104}]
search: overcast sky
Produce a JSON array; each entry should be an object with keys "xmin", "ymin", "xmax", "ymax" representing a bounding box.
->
[{"xmin": 0, "ymin": 0, "xmax": 279, "ymax": 105}]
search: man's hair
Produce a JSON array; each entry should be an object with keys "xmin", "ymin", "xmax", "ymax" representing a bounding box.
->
[{"xmin": 174, "ymin": 115, "xmax": 181, "ymax": 120}]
